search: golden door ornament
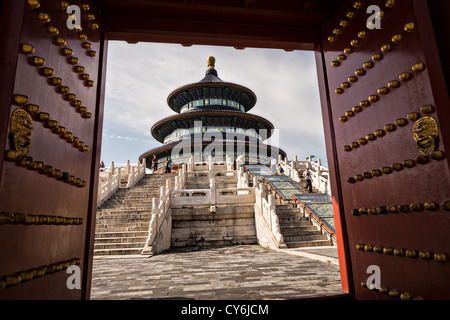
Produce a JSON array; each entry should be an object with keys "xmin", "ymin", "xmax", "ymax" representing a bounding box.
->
[
  {"xmin": 413, "ymin": 116, "xmax": 439, "ymax": 156},
  {"xmin": 6, "ymin": 109, "xmax": 33, "ymax": 161}
]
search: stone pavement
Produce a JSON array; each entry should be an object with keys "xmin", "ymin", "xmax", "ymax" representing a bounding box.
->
[{"xmin": 90, "ymin": 245, "xmax": 343, "ymax": 300}]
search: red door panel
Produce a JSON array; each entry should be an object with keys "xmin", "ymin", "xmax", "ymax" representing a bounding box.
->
[
  {"xmin": 0, "ymin": 0, "xmax": 104, "ymax": 299},
  {"xmin": 319, "ymin": 0, "xmax": 450, "ymax": 299}
]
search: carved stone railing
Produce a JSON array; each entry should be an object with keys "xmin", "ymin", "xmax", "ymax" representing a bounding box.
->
[
  {"xmin": 97, "ymin": 159, "xmax": 146, "ymax": 205},
  {"xmin": 170, "ymin": 178, "xmax": 254, "ymax": 207},
  {"xmin": 254, "ymin": 176, "xmax": 286, "ymax": 250},
  {"xmin": 141, "ymin": 178, "xmax": 174, "ymax": 255}
]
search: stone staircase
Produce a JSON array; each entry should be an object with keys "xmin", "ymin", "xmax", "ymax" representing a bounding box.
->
[
  {"xmin": 94, "ymin": 172, "xmax": 177, "ymax": 255},
  {"xmin": 276, "ymin": 204, "xmax": 331, "ymax": 248}
]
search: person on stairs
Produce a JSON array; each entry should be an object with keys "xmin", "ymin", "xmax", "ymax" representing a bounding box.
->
[
  {"xmin": 165, "ymin": 159, "xmax": 171, "ymax": 173},
  {"xmin": 270, "ymin": 157, "xmax": 278, "ymax": 175},
  {"xmin": 304, "ymin": 168, "xmax": 312, "ymax": 193},
  {"xmin": 152, "ymin": 155, "xmax": 158, "ymax": 174}
]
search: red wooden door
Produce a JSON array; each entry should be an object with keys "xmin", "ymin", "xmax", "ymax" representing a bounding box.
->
[
  {"xmin": 0, "ymin": 0, "xmax": 106, "ymax": 299},
  {"xmin": 317, "ymin": 0, "xmax": 450, "ymax": 299}
]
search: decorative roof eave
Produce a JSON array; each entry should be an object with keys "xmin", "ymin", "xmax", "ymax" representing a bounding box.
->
[
  {"xmin": 167, "ymin": 81, "xmax": 257, "ymax": 113},
  {"xmin": 150, "ymin": 110, "xmax": 275, "ymax": 143},
  {"xmin": 138, "ymin": 141, "xmax": 287, "ymax": 164}
]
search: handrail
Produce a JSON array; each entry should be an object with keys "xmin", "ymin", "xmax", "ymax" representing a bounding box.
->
[
  {"xmin": 243, "ymin": 165, "xmax": 286, "ymax": 204},
  {"xmin": 292, "ymin": 194, "xmax": 336, "ymax": 245},
  {"xmin": 253, "ymin": 177, "xmax": 286, "ymax": 249},
  {"xmin": 260, "ymin": 176, "xmax": 294, "ymax": 203}
]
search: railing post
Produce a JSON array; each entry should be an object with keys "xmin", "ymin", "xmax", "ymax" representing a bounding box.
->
[
  {"xmin": 243, "ymin": 172, "xmax": 248, "ymax": 187},
  {"xmin": 126, "ymin": 160, "xmax": 130, "ymax": 175},
  {"xmin": 267, "ymin": 194, "xmax": 275, "ymax": 230},
  {"xmin": 152, "ymin": 197, "xmax": 159, "ymax": 226},
  {"xmin": 208, "ymin": 155, "xmax": 213, "ymax": 171},
  {"xmin": 226, "ymin": 155, "xmax": 232, "ymax": 171},
  {"xmin": 166, "ymin": 178, "xmax": 170, "ymax": 190},
  {"xmin": 107, "ymin": 171, "xmax": 112, "ymax": 194},
  {"xmin": 209, "ymin": 178, "xmax": 216, "ymax": 205},
  {"xmin": 259, "ymin": 182, "xmax": 265, "ymax": 211}
]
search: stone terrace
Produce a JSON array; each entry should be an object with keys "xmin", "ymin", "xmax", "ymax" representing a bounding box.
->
[{"xmin": 90, "ymin": 245, "xmax": 343, "ymax": 300}]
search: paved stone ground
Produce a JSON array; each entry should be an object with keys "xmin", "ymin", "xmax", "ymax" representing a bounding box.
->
[{"xmin": 90, "ymin": 245, "xmax": 343, "ymax": 300}]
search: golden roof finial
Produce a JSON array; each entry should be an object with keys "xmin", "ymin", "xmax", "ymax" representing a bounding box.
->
[{"xmin": 207, "ymin": 56, "xmax": 215, "ymax": 69}]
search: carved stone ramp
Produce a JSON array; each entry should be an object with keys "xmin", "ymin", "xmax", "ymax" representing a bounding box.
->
[
  {"xmin": 171, "ymin": 204, "xmax": 257, "ymax": 247},
  {"xmin": 170, "ymin": 167, "xmax": 257, "ymax": 248}
]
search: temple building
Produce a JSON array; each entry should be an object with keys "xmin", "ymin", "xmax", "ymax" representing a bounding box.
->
[{"xmin": 139, "ymin": 56, "xmax": 286, "ymax": 172}]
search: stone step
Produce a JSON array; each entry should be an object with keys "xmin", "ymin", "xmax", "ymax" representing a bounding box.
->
[
  {"xmin": 111, "ymin": 193, "xmax": 161, "ymax": 198},
  {"xmin": 100, "ymin": 202, "xmax": 155, "ymax": 208},
  {"xmin": 279, "ymin": 220, "xmax": 312, "ymax": 227},
  {"xmin": 111, "ymin": 196, "xmax": 160, "ymax": 201},
  {"xmin": 95, "ymin": 225, "xmax": 149, "ymax": 232},
  {"xmin": 97, "ymin": 211, "xmax": 153, "ymax": 217},
  {"xmin": 94, "ymin": 241, "xmax": 146, "ymax": 250},
  {"xmin": 95, "ymin": 222, "xmax": 149, "ymax": 230},
  {"xmin": 278, "ymin": 216, "xmax": 309, "ymax": 223},
  {"xmin": 100, "ymin": 207, "xmax": 154, "ymax": 212},
  {"xmin": 97, "ymin": 207, "xmax": 153, "ymax": 213},
  {"xmin": 276, "ymin": 203, "xmax": 294, "ymax": 208},
  {"xmin": 284, "ymin": 239, "xmax": 332, "ymax": 248},
  {"xmin": 97, "ymin": 209, "xmax": 153, "ymax": 215},
  {"xmin": 96, "ymin": 225, "xmax": 150, "ymax": 233},
  {"xmin": 275, "ymin": 204, "xmax": 300, "ymax": 210},
  {"xmin": 283, "ymin": 234, "xmax": 328, "ymax": 242},
  {"xmin": 94, "ymin": 236, "xmax": 147, "ymax": 244},
  {"xmin": 107, "ymin": 193, "xmax": 161, "ymax": 199},
  {"xmin": 96, "ymin": 216, "xmax": 151, "ymax": 221},
  {"xmin": 95, "ymin": 231, "xmax": 148, "ymax": 238},
  {"xmin": 116, "ymin": 188, "xmax": 163, "ymax": 193},
  {"xmin": 280, "ymin": 227, "xmax": 319, "ymax": 236},
  {"xmin": 276, "ymin": 211, "xmax": 303, "ymax": 217},
  {"xmin": 93, "ymin": 248, "xmax": 144, "ymax": 255},
  {"xmin": 101, "ymin": 200, "xmax": 156, "ymax": 205}
]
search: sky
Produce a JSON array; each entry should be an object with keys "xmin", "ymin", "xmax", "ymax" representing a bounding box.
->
[{"xmin": 100, "ymin": 41, "xmax": 328, "ymax": 168}]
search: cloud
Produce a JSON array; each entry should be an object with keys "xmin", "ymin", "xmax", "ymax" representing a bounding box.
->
[{"xmin": 101, "ymin": 42, "xmax": 328, "ymax": 166}]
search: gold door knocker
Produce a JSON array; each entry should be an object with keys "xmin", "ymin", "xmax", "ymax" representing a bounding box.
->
[
  {"xmin": 6, "ymin": 109, "xmax": 33, "ymax": 161},
  {"xmin": 413, "ymin": 116, "xmax": 438, "ymax": 156}
]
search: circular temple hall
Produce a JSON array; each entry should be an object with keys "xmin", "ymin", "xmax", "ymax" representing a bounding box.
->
[{"xmin": 140, "ymin": 57, "xmax": 286, "ymax": 172}]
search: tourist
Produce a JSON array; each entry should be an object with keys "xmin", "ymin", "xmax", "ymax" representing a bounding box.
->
[
  {"xmin": 152, "ymin": 155, "xmax": 158, "ymax": 173},
  {"xmin": 270, "ymin": 157, "xmax": 278, "ymax": 174},
  {"xmin": 165, "ymin": 159, "xmax": 171, "ymax": 173},
  {"xmin": 304, "ymin": 168, "xmax": 312, "ymax": 193}
]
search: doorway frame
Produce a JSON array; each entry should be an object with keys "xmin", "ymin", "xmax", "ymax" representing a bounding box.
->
[{"xmin": 90, "ymin": 15, "xmax": 353, "ymax": 301}]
